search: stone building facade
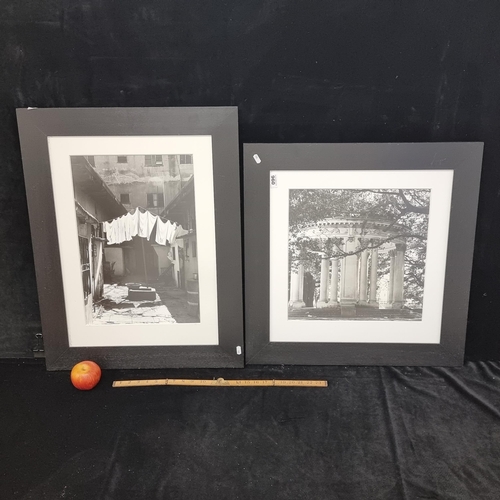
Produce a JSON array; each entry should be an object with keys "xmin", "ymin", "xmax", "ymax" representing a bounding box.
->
[
  {"xmin": 71, "ymin": 157, "xmax": 127, "ymax": 323},
  {"xmin": 88, "ymin": 154, "xmax": 194, "ymax": 215},
  {"xmin": 83, "ymin": 154, "xmax": 194, "ymax": 283}
]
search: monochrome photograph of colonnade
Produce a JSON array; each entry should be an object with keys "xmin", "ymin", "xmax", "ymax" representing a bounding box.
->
[{"xmin": 288, "ymin": 188, "xmax": 430, "ymax": 320}]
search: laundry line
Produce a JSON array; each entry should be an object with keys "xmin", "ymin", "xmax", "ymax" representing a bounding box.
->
[
  {"xmin": 101, "ymin": 206, "xmax": 172, "ymax": 225},
  {"xmin": 102, "ymin": 207, "xmax": 188, "ymax": 246}
]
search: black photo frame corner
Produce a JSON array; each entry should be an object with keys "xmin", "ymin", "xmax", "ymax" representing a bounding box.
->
[
  {"xmin": 243, "ymin": 142, "xmax": 484, "ymax": 366},
  {"xmin": 17, "ymin": 107, "xmax": 244, "ymax": 370}
]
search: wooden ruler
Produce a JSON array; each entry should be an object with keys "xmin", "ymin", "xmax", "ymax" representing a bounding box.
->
[{"xmin": 112, "ymin": 377, "xmax": 328, "ymax": 388}]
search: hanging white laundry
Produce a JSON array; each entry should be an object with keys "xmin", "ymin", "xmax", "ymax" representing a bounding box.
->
[
  {"xmin": 123, "ymin": 212, "xmax": 133, "ymax": 241},
  {"xmin": 155, "ymin": 219, "xmax": 169, "ymax": 245},
  {"xmin": 103, "ymin": 221, "xmax": 112, "ymax": 242},
  {"xmin": 130, "ymin": 208, "xmax": 139, "ymax": 238},
  {"xmin": 103, "ymin": 221, "xmax": 110, "ymax": 243},
  {"xmin": 146, "ymin": 211, "xmax": 158, "ymax": 241},
  {"xmin": 105, "ymin": 219, "xmax": 118, "ymax": 245},
  {"xmin": 171, "ymin": 224, "xmax": 189, "ymax": 245},
  {"xmin": 165, "ymin": 221, "xmax": 177, "ymax": 244},
  {"xmin": 170, "ymin": 223, "xmax": 179, "ymax": 245},
  {"xmin": 104, "ymin": 209, "xmax": 180, "ymax": 246},
  {"xmin": 113, "ymin": 219, "xmax": 120, "ymax": 244},
  {"xmin": 117, "ymin": 214, "xmax": 126, "ymax": 243},
  {"xmin": 138, "ymin": 210, "xmax": 149, "ymax": 238}
]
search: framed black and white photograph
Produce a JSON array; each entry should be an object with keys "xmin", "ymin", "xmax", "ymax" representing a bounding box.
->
[
  {"xmin": 17, "ymin": 107, "xmax": 244, "ymax": 370},
  {"xmin": 244, "ymin": 143, "xmax": 483, "ymax": 366}
]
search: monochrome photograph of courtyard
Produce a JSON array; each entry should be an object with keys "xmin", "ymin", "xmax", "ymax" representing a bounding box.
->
[
  {"xmin": 288, "ymin": 188, "xmax": 431, "ymax": 320},
  {"xmin": 71, "ymin": 154, "xmax": 200, "ymax": 326}
]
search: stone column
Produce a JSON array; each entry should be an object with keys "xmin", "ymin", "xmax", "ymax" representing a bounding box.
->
[
  {"xmin": 392, "ymin": 243, "xmax": 406, "ymax": 309},
  {"xmin": 355, "ymin": 254, "xmax": 360, "ymax": 301},
  {"xmin": 359, "ymin": 249, "xmax": 369, "ymax": 305},
  {"xmin": 388, "ymin": 250, "xmax": 395, "ymax": 306},
  {"xmin": 317, "ymin": 255, "xmax": 330, "ymax": 308},
  {"xmin": 327, "ymin": 258, "xmax": 339, "ymax": 307},
  {"xmin": 289, "ymin": 268, "xmax": 299, "ymax": 306},
  {"xmin": 369, "ymin": 247, "xmax": 379, "ymax": 307},
  {"xmin": 340, "ymin": 237, "xmax": 358, "ymax": 317},
  {"xmin": 297, "ymin": 262, "xmax": 305, "ymax": 305},
  {"xmin": 289, "ymin": 261, "xmax": 305, "ymax": 309}
]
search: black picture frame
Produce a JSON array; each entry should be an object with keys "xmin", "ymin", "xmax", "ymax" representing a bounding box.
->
[
  {"xmin": 17, "ymin": 107, "xmax": 244, "ymax": 370},
  {"xmin": 244, "ymin": 143, "xmax": 484, "ymax": 366}
]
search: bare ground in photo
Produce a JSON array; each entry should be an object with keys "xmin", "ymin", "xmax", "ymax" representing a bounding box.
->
[
  {"xmin": 288, "ymin": 307, "xmax": 422, "ymax": 321},
  {"xmin": 93, "ymin": 280, "xmax": 199, "ymax": 325}
]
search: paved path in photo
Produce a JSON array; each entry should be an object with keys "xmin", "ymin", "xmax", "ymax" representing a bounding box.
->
[
  {"xmin": 288, "ymin": 307, "xmax": 422, "ymax": 321},
  {"xmin": 93, "ymin": 284, "xmax": 176, "ymax": 325}
]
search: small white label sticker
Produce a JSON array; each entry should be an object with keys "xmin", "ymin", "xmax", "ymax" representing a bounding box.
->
[
  {"xmin": 253, "ymin": 154, "xmax": 261, "ymax": 164},
  {"xmin": 236, "ymin": 346, "xmax": 242, "ymax": 355},
  {"xmin": 270, "ymin": 172, "xmax": 278, "ymax": 188}
]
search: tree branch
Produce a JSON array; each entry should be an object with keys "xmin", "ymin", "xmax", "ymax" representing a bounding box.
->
[
  {"xmin": 398, "ymin": 189, "xmax": 430, "ymax": 215},
  {"xmin": 295, "ymin": 232, "xmax": 427, "ymax": 260}
]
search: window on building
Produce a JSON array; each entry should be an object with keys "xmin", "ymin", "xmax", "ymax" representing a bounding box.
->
[
  {"xmin": 179, "ymin": 154, "xmax": 193, "ymax": 164},
  {"xmin": 120, "ymin": 193, "xmax": 130, "ymax": 204},
  {"xmin": 117, "ymin": 156, "xmax": 128, "ymax": 163},
  {"xmin": 147, "ymin": 192, "xmax": 164, "ymax": 208},
  {"xmin": 145, "ymin": 155, "xmax": 163, "ymax": 166}
]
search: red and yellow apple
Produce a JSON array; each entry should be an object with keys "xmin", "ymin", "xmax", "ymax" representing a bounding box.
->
[{"xmin": 70, "ymin": 360, "xmax": 101, "ymax": 390}]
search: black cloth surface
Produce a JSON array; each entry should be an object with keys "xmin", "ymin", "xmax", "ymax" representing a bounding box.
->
[
  {"xmin": 1, "ymin": 360, "xmax": 500, "ymax": 499},
  {"xmin": 2, "ymin": 1, "xmax": 500, "ymax": 361}
]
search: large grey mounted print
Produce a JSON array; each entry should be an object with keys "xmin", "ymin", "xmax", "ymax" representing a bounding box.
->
[
  {"xmin": 244, "ymin": 143, "xmax": 484, "ymax": 366},
  {"xmin": 17, "ymin": 107, "xmax": 244, "ymax": 370}
]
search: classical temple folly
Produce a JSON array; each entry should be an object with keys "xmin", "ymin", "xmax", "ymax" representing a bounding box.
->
[{"xmin": 289, "ymin": 218, "xmax": 408, "ymax": 318}]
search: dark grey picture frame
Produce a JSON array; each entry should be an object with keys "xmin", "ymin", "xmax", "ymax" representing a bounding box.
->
[
  {"xmin": 17, "ymin": 107, "xmax": 244, "ymax": 370},
  {"xmin": 244, "ymin": 143, "xmax": 484, "ymax": 366}
]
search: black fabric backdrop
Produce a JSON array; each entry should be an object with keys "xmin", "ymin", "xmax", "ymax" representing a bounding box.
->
[
  {"xmin": 1, "ymin": 1, "xmax": 500, "ymax": 360},
  {"xmin": 0, "ymin": 360, "xmax": 499, "ymax": 499}
]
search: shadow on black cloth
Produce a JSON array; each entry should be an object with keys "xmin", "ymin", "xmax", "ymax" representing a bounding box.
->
[{"xmin": 1, "ymin": 360, "xmax": 500, "ymax": 499}]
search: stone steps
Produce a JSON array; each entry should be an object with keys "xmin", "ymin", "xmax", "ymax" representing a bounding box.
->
[{"xmin": 289, "ymin": 306, "xmax": 419, "ymax": 319}]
